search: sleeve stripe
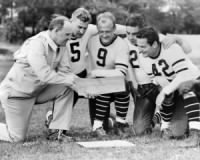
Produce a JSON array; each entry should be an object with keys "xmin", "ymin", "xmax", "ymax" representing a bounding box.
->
[
  {"xmin": 175, "ymin": 68, "xmax": 188, "ymax": 74},
  {"xmin": 120, "ymin": 70, "xmax": 126, "ymax": 76},
  {"xmin": 172, "ymin": 58, "xmax": 185, "ymax": 67},
  {"xmin": 115, "ymin": 63, "xmax": 128, "ymax": 68},
  {"xmin": 132, "ymin": 65, "xmax": 140, "ymax": 68}
]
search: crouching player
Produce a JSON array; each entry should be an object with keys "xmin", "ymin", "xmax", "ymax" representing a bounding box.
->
[
  {"xmin": 125, "ymin": 14, "xmax": 192, "ymax": 136},
  {"xmin": 136, "ymin": 27, "xmax": 200, "ymax": 142},
  {"xmin": 87, "ymin": 12, "xmax": 130, "ymax": 137}
]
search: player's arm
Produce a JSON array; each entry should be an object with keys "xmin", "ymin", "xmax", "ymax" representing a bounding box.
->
[
  {"xmin": 127, "ymin": 63, "xmax": 138, "ymax": 89},
  {"xmin": 161, "ymin": 46, "xmax": 194, "ymax": 95},
  {"xmin": 90, "ymin": 68, "xmax": 125, "ymax": 77},
  {"xmin": 161, "ymin": 34, "xmax": 192, "ymax": 54},
  {"xmin": 90, "ymin": 61, "xmax": 128, "ymax": 77}
]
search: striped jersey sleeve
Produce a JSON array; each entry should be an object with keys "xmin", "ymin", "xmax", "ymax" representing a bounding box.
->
[
  {"xmin": 165, "ymin": 44, "xmax": 190, "ymax": 76},
  {"xmin": 115, "ymin": 38, "xmax": 129, "ymax": 76}
]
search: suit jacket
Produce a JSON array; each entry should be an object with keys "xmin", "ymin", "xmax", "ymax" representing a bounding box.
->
[{"xmin": 0, "ymin": 31, "xmax": 74, "ymax": 98}]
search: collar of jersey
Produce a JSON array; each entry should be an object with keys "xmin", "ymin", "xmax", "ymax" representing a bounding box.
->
[{"xmin": 99, "ymin": 34, "xmax": 118, "ymax": 47}]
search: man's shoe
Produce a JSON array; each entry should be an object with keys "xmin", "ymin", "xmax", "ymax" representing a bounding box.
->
[
  {"xmin": 62, "ymin": 130, "xmax": 73, "ymax": 137},
  {"xmin": 45, "ymin": 110, "xmax": 53, "ymax": 128},
  {"xmin": 179, "ymin": 129, "xmax": 200, "ymax": 148},
  {"xmin": 114, "ymin": 122, "xmax": 129, "ymax": 137},
  {"xmin": 189, "ymin": 129, "xmax": 200, "ymax": 147},
  {"xmin": 160, "ymin": 128, "xmax": 174, "ymax": 139},
  {"xmin": 93, "ymin": 127, "xmax": 106, "ymax": 137},
  {"xmin": 46, "ymin": 129, "xmax": 74, "ymax": 142}
]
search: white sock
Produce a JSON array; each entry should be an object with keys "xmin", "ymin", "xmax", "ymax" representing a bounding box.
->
[
  {"xmin": 161, "ymin": 121, "xmax": 170, "ymax": 131},
  {"xmin": 93, "ymin": 120, "xmax": 103, "ymax": 131},
  {"xmin": 116, "ymin": 117, "xmax": 126, "ymax": 124},
  {"xmin": 189, "ymin": 121, "xmax": 200, "ymax": 130}
]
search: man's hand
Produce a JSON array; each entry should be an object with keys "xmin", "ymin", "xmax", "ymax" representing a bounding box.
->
[
  {"xmin": 69, "ymin": 74, "xmax": 79, "ymax": 93},
  {"xmin": 88, "ymin": 70, "xmax": 99, "ymax": 78},
  {"xmin": 73, "ymin": 77, "xmax": 99, "ymax": 98},
  {"xmin": 82, "ymin": 91, "xmax": 99, "ymax": 99},
  {"xmin": 156, "ymin": 91, "xmax": 166, "ymax": 109}
]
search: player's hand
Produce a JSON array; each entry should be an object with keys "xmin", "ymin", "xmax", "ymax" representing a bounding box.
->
[
  {"xmin": 78, "ymin": 88, "xmax": 99, "ymax": 99},
  {"xmin": 178, "ymin": 80, "xmax": 196, "ymax": 94},
  {"xmin": 88, "ymin": 70, "xmax": 98, "ymax": 78},
  {"xmin": 162, "ymin": 35, "xmax": 176, "ymax": 49},
  {"xmin": 84, "ymin": 92, "xmax": 99, "ymax": 99},
  {"xmin": 69, "ymin": 75, "xmax": 79, "ymax": 92},
  {"xmin": 156, "ymin": 91, "xmax": 166, "ymax": 109}
]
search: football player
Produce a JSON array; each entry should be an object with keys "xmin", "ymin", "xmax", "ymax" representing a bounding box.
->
[
  {"xmin": 46, "ymin": 8, "xmax": 131, "ymax": 139},
  {"xmin": 87, "ymin": 12, "xmax": 130, "ymax": 137},
  {"xmin": 125, "ymin": 14, "xmax": 192, "ymax": 136},
  {"xmin": 136, "ymin": 27, "xmax": 200, "ymax": 141}
]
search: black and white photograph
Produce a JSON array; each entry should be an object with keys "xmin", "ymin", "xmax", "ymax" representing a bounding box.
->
[{"xmin": 0, "ymin": 0, "xmax": 200, "ymax": 159}]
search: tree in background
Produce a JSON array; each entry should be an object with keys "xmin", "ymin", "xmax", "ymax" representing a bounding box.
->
[{"xmin": 1, "ymin": 0, "xmax": 200, "ymax": 43}]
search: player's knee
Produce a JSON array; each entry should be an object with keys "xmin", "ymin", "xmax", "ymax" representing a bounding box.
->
[{"xmin": 133, "ymin": 119, "xmax": 151, "ymax": 135}]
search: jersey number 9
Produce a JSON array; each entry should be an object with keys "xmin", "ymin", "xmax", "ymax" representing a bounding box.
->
[{"xmin": 97, "ymin": 48, "xmax": 107, "ymax": 67}]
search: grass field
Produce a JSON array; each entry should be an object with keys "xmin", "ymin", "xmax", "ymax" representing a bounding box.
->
[{"xmin": 0, "ymin": 42, "xmax": 200, "ymax": 160}]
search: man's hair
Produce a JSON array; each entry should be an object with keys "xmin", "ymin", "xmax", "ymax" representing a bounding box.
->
[
  {"xmin": 72, "ymin": 7, "xmax": 92, "ymax": 23},
  {"xmin": 48, "ymin": 15, "xmax": 70, "ymax": 31},
  {"xmin": 126, "ymin": 14, "xmax": 146, "ymax": 28},
  {"xmin": 96, "ymin": 12, "xmax": 116, "ymax": 29},
  {"xmin": 136, "ymin": 26, "xmax": 159, "ymax": 46}
]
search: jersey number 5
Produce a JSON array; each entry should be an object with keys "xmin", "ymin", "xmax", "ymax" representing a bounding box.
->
[
  {"xmin": 97, "ymin": 48, "xmax": 107, "ymax": 67},
  {"xmin": 70, "ymin": 42, "xmax": 81, "ymax": 62}
]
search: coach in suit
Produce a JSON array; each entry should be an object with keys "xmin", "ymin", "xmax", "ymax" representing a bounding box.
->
[{"xmin": 0, "ymin": 16, "xmax": 78, "ymax": 142}]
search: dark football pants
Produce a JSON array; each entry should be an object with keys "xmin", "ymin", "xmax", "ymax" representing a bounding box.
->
[
  {"xmin": 132, "ymin": 83, "xmax": 188, "ymax": 138},
  {"xmin": 133, "ymin": 83, "xmax": 159, "ymax": 135}
]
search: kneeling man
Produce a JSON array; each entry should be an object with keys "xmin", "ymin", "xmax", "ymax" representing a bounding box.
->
[{"xmin": 136, "ymin": 27, "xmax": 200, "ymax": 139}]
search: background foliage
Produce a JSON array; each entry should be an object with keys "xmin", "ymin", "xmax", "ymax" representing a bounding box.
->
[{"xmin": 0, "ymin": 0, "xmax": 200, "ymax": 42}]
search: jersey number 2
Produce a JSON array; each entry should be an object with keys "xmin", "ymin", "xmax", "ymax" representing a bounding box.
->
[
  {"xmin": 129, "ymin": 50, "xmax": 139, "ymax": 68},
  {"xmin": 70, "ymin": 42, "xmax": 81, "ymax": 62},
  {"xmin": 97, "ymin": 48, "xmax": 107, "ymax": 66}
]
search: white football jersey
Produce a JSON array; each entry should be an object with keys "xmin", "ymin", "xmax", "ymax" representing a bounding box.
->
[
  {"xmin": 66, "ymin": 24, "xmax": 97, "ymax": 74},
  {"xmin": 125, "ymin": 38, "xmax": 152, "ymax": 85},
  {"xmin": 87, "ymin": 35, "xmax": 129, "ymax": 75},
  {"xmin": 140, "ymin": 43, "xmax": 200, "ymax": 93}
]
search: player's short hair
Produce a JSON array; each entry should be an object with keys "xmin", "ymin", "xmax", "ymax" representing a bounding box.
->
[
  {"xmin": 96, "ymin": 12, "xmax": 116, "ymax": 29},
  {"xmin": 72, "ymin": 7, "xmax": 92, "ymax": 23},
  {"xmin": 48, "ymin": 15, "xmax": 70, "ymax": 31},
  {"xmin": 136, "ymin": 26, "xmax": 159, "ymax": 46},
  {"xmin": 126, "ymin": 14, "xmax": 146, "ymax": 28}
]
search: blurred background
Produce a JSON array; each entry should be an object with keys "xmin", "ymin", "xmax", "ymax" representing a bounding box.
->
[{"xmin": 0, "ymin": 0, "xmax": 200, "ymax": 43}]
